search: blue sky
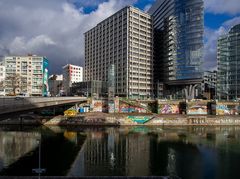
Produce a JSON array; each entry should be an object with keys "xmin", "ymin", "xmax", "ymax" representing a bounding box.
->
[
  {"xmin": 0, "ymin": 0, "xmax": 239, "ymax": 73},
  {"xmin": 79, "ymin": 0, "xmax": 240, "ymax": 30},
  {"xmin": 73, "ymin": 0, "xmax": 240, "ymax": 70}
]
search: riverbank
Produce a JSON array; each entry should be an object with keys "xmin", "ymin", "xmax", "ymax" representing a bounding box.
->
[
  {"xmin": 1, "ymin": 112, "xmax": 239, "ymax": 126},
  {"xmin": 44, "ymin": 113, "xmax": 240, "ymax": 126}
]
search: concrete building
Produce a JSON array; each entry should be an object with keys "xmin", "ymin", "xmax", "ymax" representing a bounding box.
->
[
  {"xmin": 84, "ymin": 6, "xmax": 153, "ymax": 99},
  {"xmin": 1, "ymin": 55, "xmax": 49, "ymax": 96},
  {"xmin": 148, "ymin": 0, "xmax": 204, "ymax": 99},
  {"xmin": 217, "ymin": 24, "xmax": 240, "ymax": 100},
  {"xmin": 62, "ymin": 64, "xmax": 83, "ymax": 95},
  {"xmin": 48, "ymin": 74, "xmax": 63, "ymax": 96},
  {"xmin": 202, "ymin": 71, "xmax": 217, "ymax": 99}
]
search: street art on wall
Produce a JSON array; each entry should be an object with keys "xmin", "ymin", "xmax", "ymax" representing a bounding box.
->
[
  {"xmin": 128, "ymin": 116, "xmax": 150, "ymax": 124},
  {"xmin": 119, "ymin": 104, "xmax": 146, "ymax": 113},
  {"xmin": 216, "ymin": 104, "xmax": 239, "ymax": 115},
  {"xmin": 158, "ymin": 104, "xmax": 179, "ymax": 114},
  {"xmin": 108, "ymin": 102, "xmax": 115, "ymax": 113},
  {"xmin": 92, "ymin": 100, "xmax": 103, "ymax": 112},
  {"xmin": 114, "ymin": 97, "xmax": 119, "ymax": 113},
  {"xmin": 187, "ymin": 101, "xmax": 208, "ymax": 115}
]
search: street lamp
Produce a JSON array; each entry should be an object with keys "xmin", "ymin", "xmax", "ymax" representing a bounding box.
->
[{"xmin": 32, "ymin": 136, "xmax": 46, "ymax": 178}]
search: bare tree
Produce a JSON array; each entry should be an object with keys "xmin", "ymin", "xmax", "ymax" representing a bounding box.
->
[{"xmin": 5, "ymin": 74, "xmax": 22, "ymax": 95}]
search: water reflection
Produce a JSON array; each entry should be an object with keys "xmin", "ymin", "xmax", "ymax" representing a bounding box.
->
[
  {"xmin": 69, "ymin": 126, "xmax": 240, "ymax": 178},
  {"xmin": 1, "ymin": 126, "xmax": 240, "ymax": 178},
  {"xmin": 0, "ymin": 131, "xmax": 40, "ymax": 170}
]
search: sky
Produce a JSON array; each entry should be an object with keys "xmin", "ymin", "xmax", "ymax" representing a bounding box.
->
[{"xmin": 0, "ymin": 0, "xmax": 240, "ymax": 74}]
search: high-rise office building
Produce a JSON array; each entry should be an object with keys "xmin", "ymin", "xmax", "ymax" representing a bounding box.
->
[
  {"xmin": 1, "ymin": 55, "xmax": 49, "ymax": 96},
  {"xmin": 217, "ymin": 24, "xmax": 240, "ymax": 100},
  {"xmin": 149, "ymin": 0, "xmax": 204, "ymax": 99},
  {"xmin": 84, "ymin": 6, "xmax": 153, "ymax": 99},
  {"xmin": 62, "ymin": 64, "xmax": 83, "ymax": 95}
]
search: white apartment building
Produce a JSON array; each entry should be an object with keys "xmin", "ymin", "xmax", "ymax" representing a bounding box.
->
[
  {"xmin": 0, "ymin": 65, "xmax": 6, "ymax": 96},
  {"xmin": 0, "ymin": 66, "xmax": 5, "ymax": 81},
  {"xmin": 62, "ymin": 64, "xmax": 83, "ymax": 95},
  {"xmin": 84, "ymin": 6, "xmax": 153, "ymax": 99},
  {"xmin": 1, "ymin": 55, "xmax": 49, "ymax": 96}
]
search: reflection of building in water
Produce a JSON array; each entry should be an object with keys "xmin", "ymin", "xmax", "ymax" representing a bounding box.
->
[
  {"xmin": 68, "ymin": 130, "xmax": 151, "ymax": 176},
  {"xmin": 82, "ymin": 130, "xmax": 126, "ymax": 176},
  {"xmin": 0, "ymin": 132, "xmax": 40, "ymax": 171},
  {"xmin": 125, "ymin": 134, "xmax": 150, "ymax": 176},
  {"xmin": 167, "ymin": 148, "xmax": 176, "ymax": 176}
]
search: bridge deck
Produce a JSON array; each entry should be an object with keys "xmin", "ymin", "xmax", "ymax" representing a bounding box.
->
[{"xmin": 0, "ymin": 97, "xmax": 87, "ymax": 115}]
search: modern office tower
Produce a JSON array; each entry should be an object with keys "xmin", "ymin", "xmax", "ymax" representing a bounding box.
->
[
  {"xmin": 48, "ymin": 74, "xmax": 63, "ymax": 96},
  {"xmin": 1, "ymin": 55, "xmax": 49, "ymax": 96},
  {"xmin": 149, "ymin": 0, "xmax": 204, "ymax": 99},
  {"xmin": 84, "ymin": 6, "xmax": 153, "ymax": 99},
  {"xmin": 62, "ymin": 64, "xmax": 83, "ymax": 95},
  {"xmin": 217, "ymin": 24, "xmax": 240, "ymax": 100}
]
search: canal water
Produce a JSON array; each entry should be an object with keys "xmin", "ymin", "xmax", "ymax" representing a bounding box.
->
[{"xmin": 0, "ymin": 125, "xmax": 240, "ymax": 179}]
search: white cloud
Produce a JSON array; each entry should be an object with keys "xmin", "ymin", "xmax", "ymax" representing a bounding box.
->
[
  {"xmin": 204, "ymin": 0, "xmax": 240, "ymax": 15},
  {"xmin": 0, "ymin": 0, "xmax": 137, "ymax": 73},
  {"xmin": 143, "ymin": 4, "xmax": 152, "ymax": 12},
  {"xmin": 9, "ymin": 35, "xmax": 56, "ymax": 55},
  {"xmin": 204, "ymin": 16, "xmax": 240, "ymax": 70}
]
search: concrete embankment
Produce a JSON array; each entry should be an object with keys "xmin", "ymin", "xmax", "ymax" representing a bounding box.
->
[
  {"xmin": 1, "ymin": 112, "xmax": 240, "ymax": 126},
  {"xmin": 43, "ymin": 112, "xmax": 240, "ymax": 126}
]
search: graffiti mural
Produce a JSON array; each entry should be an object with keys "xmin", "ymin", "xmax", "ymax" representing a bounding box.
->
[
  {"xmin": 159, "ymin": 104, "xmax": 179, "ymax": 114},
  {"xmin": 108, "ymin": 102, "xmax": 115, "ymax": 113},
  {"xmin": 119, "ymin": 103, "xmax": 147, "ymax": 113},
  {"xmin": 92, "ymin": 100, "xmax": 103, "ymax": 112},
  {"xmin": 128, "ymin": 116, "xmax": 150, "ymax": 124},
  {"xmin": 114, "ymin": 97, "xmax": 119, "ymax": 113},
  {"xmin": 216, "ymin": 104, "xmax": 239, "ymax": 115},
  {"xmin": 187, "ymin": 101, "xmax": 208, "ymax": 115}
]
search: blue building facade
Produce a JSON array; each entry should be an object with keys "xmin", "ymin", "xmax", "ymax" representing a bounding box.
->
[
  {"xmin": 149, "ymin": 0, "xmax": 204, "ymax": 98},
  {"xmin": 42, "ymin": 57, "xmax": 49, "ymax": 96}
]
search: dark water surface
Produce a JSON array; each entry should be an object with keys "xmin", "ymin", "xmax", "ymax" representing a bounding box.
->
[{"xmin": 0, "ymin": 125, "xmax": 240, "ymax": 179}]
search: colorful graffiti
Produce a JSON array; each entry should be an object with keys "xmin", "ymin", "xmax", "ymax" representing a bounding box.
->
[
  {"xmin": 119, "ymin": 104, "xmax": 147, "ymax": 113},
  {"xmin": 92, "ymin": 100, "xmax": 103, "ymax": 112},
  {"xmin": 108, "ymin": 102, "xmax": 115, "ymax": 113},
  {"xmin": 128, "ymin": 116, "xmax": 150, "ymax": 124},
  {"xmin": 216, "ymin": 104, "xmax": 239, "ymax": 115},
  {"xmin": 159, "ymin": 104, "xmax": 179, "ymax": 114},
  {"xmin": 187, "ymin": 101, "xmax": 208, "ymax": 115}
]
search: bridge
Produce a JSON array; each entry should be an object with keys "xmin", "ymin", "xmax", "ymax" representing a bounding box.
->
[{"xmin": 0, "ymin": 97, "xmax": 87, "ymax": 115}]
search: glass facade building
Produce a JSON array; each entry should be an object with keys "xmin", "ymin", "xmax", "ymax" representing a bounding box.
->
[
  {"xmin": 217, "ymin": 24, "xmax": 240, "ymax": 100},
  {"xmin": 149, "ymin": 0, "xmax": 204, "ymax": 98},
  {"xmin": 149, "ymin": 0, "xmax": 204, "ymax": 81}
]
